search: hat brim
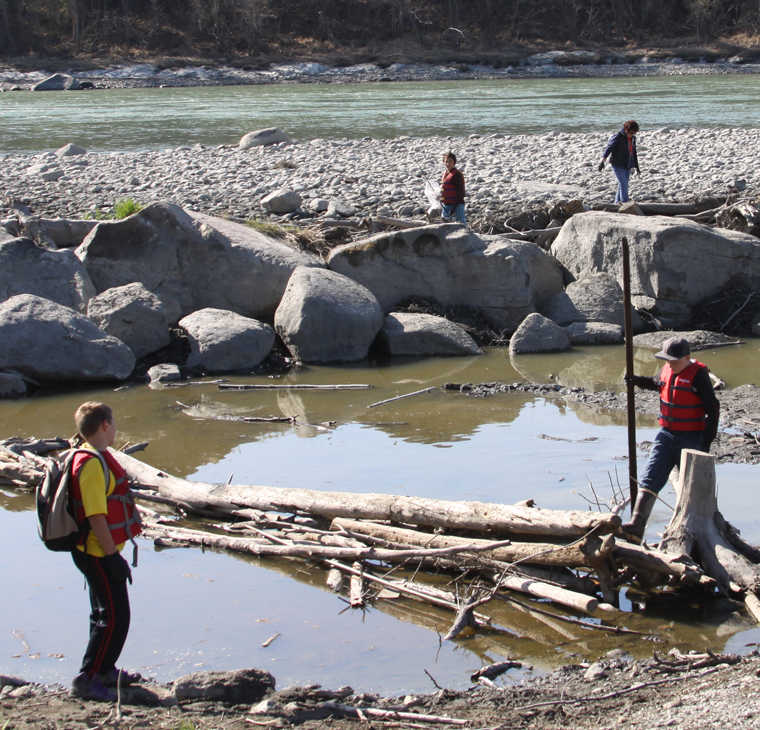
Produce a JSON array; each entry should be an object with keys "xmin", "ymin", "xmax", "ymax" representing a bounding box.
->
[{"xmin": 654, "ymin": 351, "xmax": 679, "ymax": 361}]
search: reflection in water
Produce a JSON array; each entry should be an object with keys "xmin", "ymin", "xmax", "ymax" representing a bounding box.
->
[{"xmin": 1, "ymin": 342, "xmax": 759, "ymax": 690}]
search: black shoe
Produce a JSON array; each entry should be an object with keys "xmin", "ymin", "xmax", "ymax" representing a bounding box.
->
[
  {"xmin": 71, "ymin": 672, "xmax": 117, "ymax": 702},
  {"xmin": 97, "ymin": 667, "xmax": 143, "ymax": 687}
]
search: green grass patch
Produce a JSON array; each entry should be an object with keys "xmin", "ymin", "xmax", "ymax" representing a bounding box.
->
[
  {"xmin": 83, "ymin": 198, "xmax": 143, "ymax": 221},
  {"xmin": 245, "ymin": 218, "xmax": 297, "ymax": 239}
]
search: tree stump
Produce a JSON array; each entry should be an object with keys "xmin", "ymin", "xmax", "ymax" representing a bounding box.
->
[{"xmin": 659, "ymin": 449, "xmax": 760, "ymax": 618}]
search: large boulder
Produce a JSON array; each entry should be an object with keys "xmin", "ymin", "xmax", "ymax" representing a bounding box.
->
[
  {"xmin": 509, "ymin": 313, "xmax": 571, "ymax": 355},
  {"xmin": 275, "ymin": 267, "xmax": 383, "ymax": 363},
  {"xmin": 327, "ymin": 225, "xmax": 564, "ymax": 333},
  {"xmin": 551, "ymin": 212, "xmax": 760, "ymax": 328},
  {"xmin": 0, "ymin": 294, "xmax": 135, "ymax": 381},
  {"xmin": 87, "ymin": 282, "xmax": 171, "ymax": 359},
  {"xmin": 180, "ymin": 308, "xmax": 275, "ymax": 372},
  {"xmin": 542, "ymin": 272, "xmax": 642, "ymax": 329},
  {"xmin": 76, "ymin": 202, "xmax": 321, "ymax": 324},
  {"xmin": 0, "ymin": 237, "xmax": 95, "ymax": 312},
  {"xmin": 31, "ymin": 73, "xmax": 77, "ymax": 91},
  {"xmin": 239, "ymin": 128, "xmax": 291, "ymax": 149},
  {"xmin": 382, "ymin": 312, "xmax": 482, "ymax": 357}
]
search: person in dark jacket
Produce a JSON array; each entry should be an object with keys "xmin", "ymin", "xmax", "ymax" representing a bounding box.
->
[
  {"xmin": 599, "ymin": 120, "xmax": 640, "ymax": 204},
  {"xmin": 622, "ymin": 337, "xmax": 719, "ymax": 543},
  {"xmin": 440, "ymin": 151, "xmax": 466, "ymax": 225}
]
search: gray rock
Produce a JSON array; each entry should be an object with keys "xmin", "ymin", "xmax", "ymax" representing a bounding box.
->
[
  {"xmin": 87, "ymin": 282, "xmax": 171, "ymax": 359},
  {"xmin": 542, "ymin": 272, "xmax": 640, "ymax": 329},
  {"xmin": 632, "ymin": 330, "xmax": 739, "ymax": 352},
  {"xmin": 31, "ymin": 73, "xmax": 77, "ymax": 91},
  {"xmin": 308, "ymin": 198, "xmax": 328, "ymax": 213},
  {"xmin": 382, "ymin": 312, "xmax": 482, "ymax": 357},
  {"xmin": 328, "ymin": 225, "xmax": 563, "ymax": 333},
  {"xmin": 275, "ymin": 266, "xmax": 383, "ymax": 363},
  {"xmin": 0, "ymin": 237, "xmax": 95, "ymax": 312},
  {"xmin": 239, "ymin": 128, "xmax": 291, "ymax": 149},
  {"xmin": 565, "ymin": 321, "xmax": 624, "ymax": 345},
  {"xmin": 27, "ymin": 163, "xmax": 63, "ymax": 181},
  {"xmin": 173, "ymin": 668, "xmax": 275, "ymax": 703},
  {"xmin": 76, "ymin": 202, "xmax": 321, "ymax": 324},
  {"xmin": 0, "ymin": 371, "xmax": 27, "ymax": 399},
  {"xmin": 509, "ymin": 313, "xmax": 571, "ymax": 355},
  {"xmin": 17, "ymin": 216, "xmax": 97, "ymax": 249},
  {"xmin": 55, "ymin": 143, "xmax": 87, "ymax": 157},
  {"xmin": 0, "ymin": 294, "xmax": 135, "ymax": 381},
  {"xmin": 180, "ymin": 308, "xmax": 274, "ymax": 372},
  {"xmin": 327, "ymin": 199, "xmax": 355, "ymax": 217},
  {"xmin": 147, "ymin": 363, "xmax": 181, "ymax": 384},
  {"xmin": 551, "ymin": 212, "xmax": 760, "ymax": 329},
  {"xmin": 583, "ymin": 662, "xmax": 607, "ymax": 681},
  {"xmin": 262, "ymin": 188, "xmax": 301, "ymax": 214}
]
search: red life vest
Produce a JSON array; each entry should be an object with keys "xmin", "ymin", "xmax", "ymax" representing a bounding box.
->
[
  {"xmin": 441, "ymin": 168, "xmax": 464, "ymax": 205},
  {"xmin": 71, "ymin": 448, "xmax": 142, "ymax": 546},
  {"xmin": 658, "ymin": 360, "xmax": 707, "ymax": 431}
]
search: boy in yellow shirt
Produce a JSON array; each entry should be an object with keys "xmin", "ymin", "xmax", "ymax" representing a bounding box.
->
[{"xmin": 69, "ymin": 402, "xmax": 142, "ymax": 701}]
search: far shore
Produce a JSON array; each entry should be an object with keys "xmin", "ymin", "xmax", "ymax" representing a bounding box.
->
[{"xmin": 2, "ymin": 45, "xmax": 760, "ymax": 90}]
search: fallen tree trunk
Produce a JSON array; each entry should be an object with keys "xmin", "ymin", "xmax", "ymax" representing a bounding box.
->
[
  {"xmin": 115, "ymin": 452, "xmax": 620, "ymax": 538},
  {"xmin": 331, "ymin": 517, "xmax": 591, "ymax": 567}
]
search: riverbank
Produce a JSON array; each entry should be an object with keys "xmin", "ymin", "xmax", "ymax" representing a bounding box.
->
[
  {"xmin": 2, "ymin": 126, "xmax": 758, "ymax": 228},
  {"xmin": 3, "ymin": 52, "xmax": 760, "ymax": 90},
  {"xmin": 3, "ymin": 649, "xmax": 759, "ymax": 728}
]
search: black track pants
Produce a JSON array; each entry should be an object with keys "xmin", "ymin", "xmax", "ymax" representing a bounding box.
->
[{"xmin": 71, "ymin": 549, "xmax": 131, "ymax": 677}]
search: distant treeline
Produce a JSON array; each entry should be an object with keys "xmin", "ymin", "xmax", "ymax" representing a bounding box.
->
[{"xmin": 1, "ymin": 1, "xmax": 759, "ymax": 59}]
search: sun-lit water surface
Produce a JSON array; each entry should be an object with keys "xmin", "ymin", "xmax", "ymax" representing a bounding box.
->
[
  {"xmin": 2, "ymin": 74, "xmax": 759, "ymax": 152},
  {"xmin": 1, "ymin": 342, "xmax": 759, "ymax": 692}
]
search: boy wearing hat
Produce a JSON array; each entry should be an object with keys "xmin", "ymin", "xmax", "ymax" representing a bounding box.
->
[{"xmin": 622, "ymin": 337, "xmax": 719, "ymax": 543}]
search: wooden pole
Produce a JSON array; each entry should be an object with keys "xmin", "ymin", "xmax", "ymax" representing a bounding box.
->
[{"xmin": 621, "ymin": 236, "xmax": 637, "ymax": 511}]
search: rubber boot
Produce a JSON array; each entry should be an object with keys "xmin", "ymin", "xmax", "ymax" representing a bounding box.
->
[{"xmin": 620, "ymin": 490, "xmax": 656, "ymax": 544}]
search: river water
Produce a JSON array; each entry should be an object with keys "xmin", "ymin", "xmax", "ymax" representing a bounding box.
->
[
  {"xmin": 2, "ymin": 341, "xmax": 759, "ymax": 693},
  {"xmin": 2, "ymin": 74, "xmax": 760, "ymax": 693},
  {"xmin": 2, "ymin": 74, "xmax": 760, "ymax": 152}
]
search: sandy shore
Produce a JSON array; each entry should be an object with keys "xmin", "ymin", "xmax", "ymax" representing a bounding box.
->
[{"xmin": 2, "ymin": 127, "xmax": 757, "ymax": 226}]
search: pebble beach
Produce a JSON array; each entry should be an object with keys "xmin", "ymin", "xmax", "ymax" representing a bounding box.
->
[{"xmin": 2, "ymin": 126, "xmax": 758, "ymax": 226}]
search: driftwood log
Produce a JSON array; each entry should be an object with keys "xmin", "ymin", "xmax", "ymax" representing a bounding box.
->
[{"xmin": 115, "ymin": 451, "xmax": 620, "ymax": 539}]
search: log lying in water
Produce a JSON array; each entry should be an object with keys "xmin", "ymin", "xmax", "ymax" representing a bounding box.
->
[
  {"xmin": 115, "ymin": 451, "xmax": 620, "ymax": 539},
  {"xmin": 331, "ymin": 517, "xmax": 591, "ymax": 567}
]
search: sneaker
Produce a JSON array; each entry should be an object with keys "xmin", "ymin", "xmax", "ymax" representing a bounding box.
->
[
  {"xmin": 97, "ymin": 667, "xmax": 143, "ymax": 687},
  {"xmin": 70, "ymin": 672, "xmax": 117, "ymax": 702}
]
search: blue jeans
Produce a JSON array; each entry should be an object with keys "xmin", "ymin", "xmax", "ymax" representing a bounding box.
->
[
  {"xmin": 639, "ymin": 429, "xmax": 705, "ymax": 496},
  {"xmin": 613, "ymin": 166, "xmax": 630, "ymax": 203},
  {"xmin": 442, "ymin": 203, "xmax": 466, "ymax": 225}
]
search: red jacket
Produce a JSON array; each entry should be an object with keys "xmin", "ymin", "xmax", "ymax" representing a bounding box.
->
[
  {"xmin": 658, "ymin": 360, "xmax": 708, "ymax": 431},
  {"xmin": 441, "ymin": 168, "xmax": 465, "ymax": 205}
]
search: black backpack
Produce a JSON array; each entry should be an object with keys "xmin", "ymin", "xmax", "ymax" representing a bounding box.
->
[{"xmin": 36, "ymin": 448, "xmax": 107, "ymax": 552}]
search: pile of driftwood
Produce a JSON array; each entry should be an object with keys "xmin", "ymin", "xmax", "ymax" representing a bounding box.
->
[{"xmin": 3, "ymin": 436, "xmax": 760, "ymax": 643}]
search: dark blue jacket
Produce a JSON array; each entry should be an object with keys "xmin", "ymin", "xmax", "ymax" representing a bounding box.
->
[{"xmin": 603, "ymin": 130, "xmax": 639, "ymax": 171}]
